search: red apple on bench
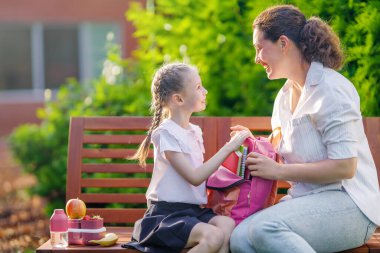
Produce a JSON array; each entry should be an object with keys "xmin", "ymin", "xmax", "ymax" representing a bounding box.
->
[{"xmin": 66, "ymin": 198, "xmax": 86, "ymax": 219}]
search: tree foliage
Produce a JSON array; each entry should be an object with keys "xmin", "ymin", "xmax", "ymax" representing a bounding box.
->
[
  {"xmin": 127, "ymin": 0, "xmax": 283, "ymax": 116},
  {"xmin": 128, "ymin": 0, "xmax": 380, "ymax": 116}
]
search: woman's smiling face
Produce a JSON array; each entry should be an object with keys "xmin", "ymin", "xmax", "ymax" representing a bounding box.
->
[{"xmin": 253, "ymin": 28, "xmax": 285, "ymax": 80}]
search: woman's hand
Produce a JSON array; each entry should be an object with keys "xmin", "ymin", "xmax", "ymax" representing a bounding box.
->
[
  {"xmin": 246, "ymin": 152, "xmax": 281, "ymax": 180},
  {"xmin": 225, "ymin": 130, "xmax": 250, "ymax": 152},
  {"xmin": 230, "ymin": 125, "xmax": 255, "ymax": 138}
]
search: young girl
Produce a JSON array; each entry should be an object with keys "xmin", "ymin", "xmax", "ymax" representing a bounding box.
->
[{"xmin": 126, "ymin": 63, "xmax": 249, "ymax": 253}]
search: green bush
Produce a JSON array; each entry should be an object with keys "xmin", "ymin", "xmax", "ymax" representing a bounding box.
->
[
  {"xmin": 9, "ymin": 43, "xmax": 150, "ymax": 214},
  {"xmin": 9, "ymin": 81, "xmax": 84, "ymax": 213},
  {"xmin": 9, "ymin": 1, "xmax": 380, "ymax": 213}
]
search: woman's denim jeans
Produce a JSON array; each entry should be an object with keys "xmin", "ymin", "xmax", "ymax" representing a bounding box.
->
[{"xmin": 230, "ymin": 190, "xmax": 377, "ymax": 253}]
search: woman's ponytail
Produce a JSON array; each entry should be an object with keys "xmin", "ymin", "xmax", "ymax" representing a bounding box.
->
[{"xmin": 299, "ymin": 17, "xmax": 344, "ymax": 70}]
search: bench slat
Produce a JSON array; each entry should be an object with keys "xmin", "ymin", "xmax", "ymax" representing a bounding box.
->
[
  {"xmin": 81, "ymin": 193, "xmax": 147, "ymax": 203},
  {"xmin": 363, "ymin": 118, "xmax": 380, "ymax": 187},
  {"xmin": 85, "ymin": 208, "xmax": 146, "ymax": 224},
  {"xmin": 66, "ymin": 118, "xmax": 84, "ymax": 201},
  {"xmin": 277, "ymin": 180, "xmax": 291, "ymax": 189},
  {"xmin": 230, "ymin": 117, "xmax": 272, "ymax": 131},
  {"xmin": 275, "ymin": 194, "xmax": 286, "ymax": 203},
  {"xmin": 82, "ymin": 148, "xmax": 153, "ymax": 159},
  {"xmin": 82, "ymin": 164, "xmax": 153, "ymax": 173},
  {"xmin": 81, "ymin": 178, "xmax": 150, "ymax": 188},
  {"xmin": 83, "ymin": 134, "xmax": 147, "ymax": 144},
  {"xmin": 83, "ymin": 117, "xmax": 151, "ymax": 131}
]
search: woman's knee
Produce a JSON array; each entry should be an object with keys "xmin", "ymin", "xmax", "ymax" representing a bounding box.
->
[
  {"xmin": 230, "ymin": 221, "xmax": 253, "ymax": 253},
  {"xmin": 231, "ymin": 219, "xmax": 280, "ymax": 252},
  {"xmin": 249, "ymin": 219, "xmax": 288, "ymax": 250}
]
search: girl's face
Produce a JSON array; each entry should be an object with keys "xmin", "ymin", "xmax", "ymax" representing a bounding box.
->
[
  {"xmin": 253, "ymin": 28, "xmax": 286, "ymax": 80},
  {"xmin": 181, "ymin": 69, "xmax": 207, "ymax": 113}
]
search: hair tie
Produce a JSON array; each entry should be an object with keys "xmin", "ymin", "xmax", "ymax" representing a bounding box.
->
[{"xmin": 303, "ymin": 19, "xmax": 308, "ymax": 28}]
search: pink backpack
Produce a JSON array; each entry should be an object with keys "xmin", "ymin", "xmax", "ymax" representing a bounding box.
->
[{"xmin": 206, "ymin": 137, "xmax": 277, "ymax": 225}]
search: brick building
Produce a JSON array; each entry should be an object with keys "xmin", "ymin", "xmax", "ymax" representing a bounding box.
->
[{"xmin": 0, "ymin": 0, "xmax": 143, "ymax": 137}]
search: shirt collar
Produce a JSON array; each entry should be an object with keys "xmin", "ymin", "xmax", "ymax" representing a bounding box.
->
[
  {"xmin": 283, "ymin": 61, "xmax": 323, "ymax": 92},
  {"xmin": 305, "ymin": 61, "xmax": 324, "ymax": 87},
  {"xmin": 161, "ymin": 118, "xmax": 197, "ymax": 135}
]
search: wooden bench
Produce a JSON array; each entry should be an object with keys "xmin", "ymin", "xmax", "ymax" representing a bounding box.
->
[{"xmin": 36, "ymin": 116, "xmax": 380, "ymax": 253}]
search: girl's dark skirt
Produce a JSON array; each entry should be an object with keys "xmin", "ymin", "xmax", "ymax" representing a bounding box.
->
[{"xmin": 122, "ymin": 201, "xmax": 217, "ymax": 253}]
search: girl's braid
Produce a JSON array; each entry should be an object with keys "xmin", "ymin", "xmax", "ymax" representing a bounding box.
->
[{"xmin": 146, "ymin": 76, "xmax": 165, "ymax": 142}]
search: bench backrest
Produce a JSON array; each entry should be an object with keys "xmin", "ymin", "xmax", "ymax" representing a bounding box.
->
[{"xmin": 66, "ymin": 116, "xmax": 380, "ymax": 225}]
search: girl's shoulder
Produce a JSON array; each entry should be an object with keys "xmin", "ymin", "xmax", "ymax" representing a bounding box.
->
[{"xmin": 189, "ymin": 122, "xmax": 203, "ymax": 138}]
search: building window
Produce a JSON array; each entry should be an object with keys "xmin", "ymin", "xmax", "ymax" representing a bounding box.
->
[
  {"xmin": 0, "ymin": 24, "xmax": 32, "ymax": 90},
  {"xmin": 44, "ymin": 25, "xmax": 79, "ymax": 90},
  {"xmin": 0, "ymin": 22, "xmax": 120, "ymax": 99}
]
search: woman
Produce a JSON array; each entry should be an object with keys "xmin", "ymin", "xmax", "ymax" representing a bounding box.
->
[{"xmin": 230, "ymin": 5, "xmax": 380, "ymax": 253}]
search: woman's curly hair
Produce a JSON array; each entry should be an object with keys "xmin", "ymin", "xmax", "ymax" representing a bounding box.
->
[{"xmin": 253, "ymin": 5, "xmax": 344, "ymax": 70}]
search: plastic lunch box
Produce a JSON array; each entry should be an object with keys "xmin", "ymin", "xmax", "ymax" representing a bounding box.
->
[{"xmin": 68, "ymin": 219, "xmax": 106, "ymax": 245}]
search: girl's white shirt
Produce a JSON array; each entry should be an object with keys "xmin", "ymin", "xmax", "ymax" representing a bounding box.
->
[
  {"xmin": 272, "ymin": 61, "xmax": 380, "ymax": 225},
  {"xmin": 146, "ymin": 118, "xmax": 207, "ymax": 206}
]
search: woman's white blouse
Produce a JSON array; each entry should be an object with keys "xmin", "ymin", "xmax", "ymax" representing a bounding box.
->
[
  {"xmin": 272, "ymin": 61, "xmax": 380, "ymax": 225},
  {"xmin": 146, "ymin": 119, "xmax": 207, "ymax": 205}
]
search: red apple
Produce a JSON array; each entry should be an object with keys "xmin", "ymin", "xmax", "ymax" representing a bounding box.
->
[{"xmin": 66, "ymin": 198, "xmax": 86, "ymax": 219}]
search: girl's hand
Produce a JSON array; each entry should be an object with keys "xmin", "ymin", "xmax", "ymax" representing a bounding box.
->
[
  {"xmin": 225, "ymin": 130, "xmax": 250, "ymax": 152},
  {"xmin": 246, "ymin": 152, "xmax": 281, "ymax": 180},
  {"xmin": 230, "ymin": 125, "xmax": 255, "ymax": 139}
]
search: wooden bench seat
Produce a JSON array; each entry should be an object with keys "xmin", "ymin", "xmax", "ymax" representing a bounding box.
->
[
  {"xmin": 35, "ymin": 226, "xmax": 380, "ymax": 253},
  {"xmin": 37, "ymin": 116, "xmax": 380, "ymax": 252}
]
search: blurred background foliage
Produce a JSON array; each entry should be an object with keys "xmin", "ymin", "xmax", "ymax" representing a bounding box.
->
[{"xmin": 9, "ymin": 0, "xmax": 380, "ymax": 213}]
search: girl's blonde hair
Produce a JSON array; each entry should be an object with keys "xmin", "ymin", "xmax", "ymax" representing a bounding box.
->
[
  {"xmin": 253, "ymin": 5, "xmax": 344, "ymax": 70},
  {"xmin": 130, "ymin": 63, "xmax": 196, "ymax": 166}
]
